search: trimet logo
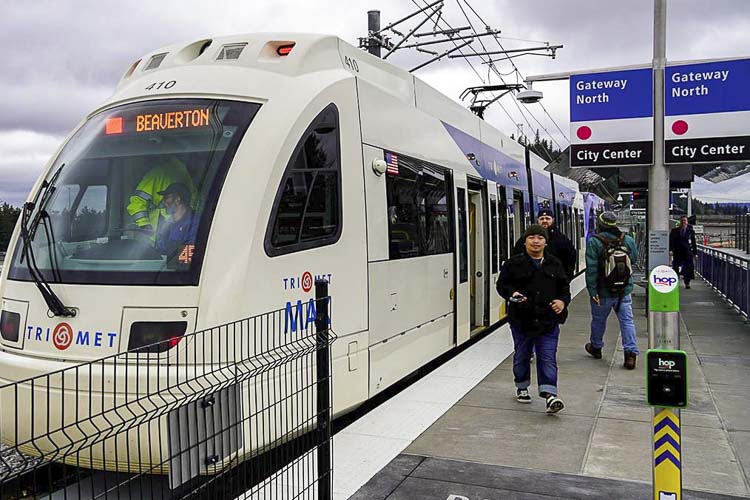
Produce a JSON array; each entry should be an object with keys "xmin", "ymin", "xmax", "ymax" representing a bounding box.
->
[{"xmin": 52, "ymin": 323, "xmax": 74, "ymax": 351}]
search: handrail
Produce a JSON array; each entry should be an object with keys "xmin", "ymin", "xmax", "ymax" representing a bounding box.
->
[
  {"xmin": 696, "ymin": 245, "xmax": 750, "ymax": 319},
  {"xmin": 697, "ymin": 244, "xmax": 750, "ymax": 263}
]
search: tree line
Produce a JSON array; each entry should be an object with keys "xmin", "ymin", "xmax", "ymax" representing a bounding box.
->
[
  {"xmin": 510, "ymin": 129, "xmax": 562, "ymax": 163},
  {"xmin": 673, "ymin": 198, "xmax": 750, "ymax": 216},
  {"xmin": 0, "ymin": 202, "xmax": 21, "ymax": 253}
]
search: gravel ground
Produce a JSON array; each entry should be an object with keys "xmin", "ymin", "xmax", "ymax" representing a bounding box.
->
[{"xmin": 0, "ymin": 443, "xmax": 43, "ymax": 479}]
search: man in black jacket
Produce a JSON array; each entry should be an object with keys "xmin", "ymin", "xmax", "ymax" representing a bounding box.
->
[
  {"xmin": 498, "ymin": 224, "xmax": 571, "ymax": 414},
  {"xmin": 669, "ymin": 215, "xmax": 697, "ymax": 289},
  {"xmin": 513, "ymin": 208, "xmax": 577, "ymax": 280}
]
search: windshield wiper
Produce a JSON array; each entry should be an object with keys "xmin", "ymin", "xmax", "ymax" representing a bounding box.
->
[{"xmin": 20, "ymin": 164, "xmax": 76, "ymax": 318}]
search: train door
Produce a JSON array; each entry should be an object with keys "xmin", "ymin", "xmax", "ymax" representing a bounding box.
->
[
  {"xmin": 512, "ymin": 190, "xmax": 524, "ymax": 245},
  {"xmin": 454, "ymin": 176, "xmax": 470, "ymax": 345},
  {"xmin": 489, "ymin": 184, "xmax": 501, "ymax": 323},
  {"xmin": 468, "ymin": 178, "xmax": 487, "ymax": 332}
]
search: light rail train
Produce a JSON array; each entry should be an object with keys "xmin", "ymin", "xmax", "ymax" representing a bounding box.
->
[{"xmin": 0, "ymin": 33, "xmax": 601, "ymax": 472}]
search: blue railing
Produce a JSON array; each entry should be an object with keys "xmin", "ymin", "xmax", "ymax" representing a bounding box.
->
[
  {"xmin": 697, "ymin": 244, "xmax": 750, "ymax": 318},
  {"xmin": 736, "ymin": 215, "xmax": 750, "ymax": 254}
]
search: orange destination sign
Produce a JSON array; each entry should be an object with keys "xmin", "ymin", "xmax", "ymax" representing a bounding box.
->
[{"xmin": 135, "ymin": 108, "xmax": 211, "ymax": 132}]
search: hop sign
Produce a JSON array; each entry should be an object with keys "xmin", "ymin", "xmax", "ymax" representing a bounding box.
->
[
  {"xmin": 53, "ymin": 322, "xmax": 74, "ymax": 351},
  {"xmin": 649, "ymin": 265, "xmax": 680, "ymax": 312}
]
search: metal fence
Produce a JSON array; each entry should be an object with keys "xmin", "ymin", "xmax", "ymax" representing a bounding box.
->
[
  {"xmin": 0, "ymin": 280, "xmax": 335, "ymax": 499},
  {"xmin": 697, "ymin": 245, "xmax": 750, "ymax": 319},
  {"xmin": 736, "ymin": 215, "xmax": 750, "ymax": 254}
]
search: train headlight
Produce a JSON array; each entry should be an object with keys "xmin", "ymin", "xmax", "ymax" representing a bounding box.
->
[
  {"xmin": 0, "ymin": 311, "xmax": 21, "ymax": 343},
  {"xmin": 128, "ymin": 321, "xmax": 188, "ymax": 353}
]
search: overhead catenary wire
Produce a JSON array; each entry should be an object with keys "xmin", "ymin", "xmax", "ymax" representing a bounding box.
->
[
  {"xmin": 462, "ymin": 0, "xmax": 571, "ymax": 146},
  {"xmin": 452, "ymin": 0, "xmax": 555, "ymax": 156},
  {"xmin": 408, "ymin": 0, "xmax": 537, "ymax": 154}
]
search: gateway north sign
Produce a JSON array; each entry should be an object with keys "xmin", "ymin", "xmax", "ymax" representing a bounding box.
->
[
  {"xmin": 567, "ymin": 57, "xmax": 750, "ymax": 168},
  {"xmin": 570, "ymin": 68, "xmax": 654, "ymax": 168},
  {"xmin": 665, "ymin": 58, "xmax": 750, "ymax": 164}
]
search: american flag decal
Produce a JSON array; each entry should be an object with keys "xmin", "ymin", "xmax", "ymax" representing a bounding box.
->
[{"xmin": 385, "ymin": 152, "xmax": 399, "ymax": 175}]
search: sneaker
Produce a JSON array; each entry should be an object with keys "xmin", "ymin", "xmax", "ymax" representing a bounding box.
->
[
  {"xmin": 545, "ymin": 395, "xmax": 564, "ymax": 414},
  {"xmin": 585, "ymin": 342, "xmax": 602, "ymax": 359},
  {"xmin": 624, "ymin": 351, "xmax": 637, "ymax": 370},
  {"xmin": 685, "ymin": 284, "xmax": 691, "ymax": 289},
  {"xmin": 516, "ymin": 389, "xmax": 532, "ymax": 404}
]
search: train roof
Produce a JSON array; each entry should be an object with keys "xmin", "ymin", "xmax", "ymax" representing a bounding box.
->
[{"xmin": 112, "ymin": 32, "xmax": 572, "ymax": 188}]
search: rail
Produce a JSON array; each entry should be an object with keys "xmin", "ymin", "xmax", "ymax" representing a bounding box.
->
[
  {"xmin": 0, "ymin": 280, "xmax": 335, "ymax": 499},
  {"xmin": 697, "ymin": 244, "xmax": 750, "ymax": 319},
  {"xmin": 736, "ymin": 214, "xmax": 750, "ymax": 254}
]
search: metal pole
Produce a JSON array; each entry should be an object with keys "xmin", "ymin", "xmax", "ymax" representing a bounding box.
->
[
  {"xmin": 383, "ymin": 3, "xmax": 442, "ymax": 59},
  {"xmin": 650, "ymin": 1, "xmax": 683, "ymax": 499},
  {"xmin": 367, "ymin": 10, "xmax": 381, "ymax": 57},
  {"xmin": 687, "ymin": 186, "xmax": 692, "ymax": 217},
  {"xmin": 315, "ymin": 279, "xmax": 332, "ymax": 500}
]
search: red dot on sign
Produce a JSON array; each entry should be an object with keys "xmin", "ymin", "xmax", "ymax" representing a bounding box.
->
[
  {"xmin": 672, "ymin": 120, "xmax": 688, "ymax": 135},
  {"xmin": 576, "ymin": 126, "xmax": 592, "ymax": 141}
]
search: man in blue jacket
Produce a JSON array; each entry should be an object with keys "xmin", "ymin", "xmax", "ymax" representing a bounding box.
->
[{"xmin": 584, "ymin": 212, "xmax": 640, "ymax": 369}]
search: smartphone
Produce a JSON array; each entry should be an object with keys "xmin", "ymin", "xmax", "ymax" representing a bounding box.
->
[{"xmin": 509, "ymin": 295, "xmax": 526, "ymax": 303}]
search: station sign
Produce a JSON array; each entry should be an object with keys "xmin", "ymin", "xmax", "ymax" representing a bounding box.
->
[
  {"xmin": 665, "ymin": 58, "xmax": 750, "ymax": 163},
  {"xmin": 570, "ymin": 68, "xmax": 653, "ymax": 168}
]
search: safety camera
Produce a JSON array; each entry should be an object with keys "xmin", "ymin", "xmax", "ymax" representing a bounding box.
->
[{"xmin": 516, "ymin": 89, "xmax": 543, "ymax": 104}]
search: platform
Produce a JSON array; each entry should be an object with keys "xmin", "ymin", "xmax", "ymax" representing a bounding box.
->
[{"xmin": 334, "ymin": 276, "xmax": 750, "ymax": 499}]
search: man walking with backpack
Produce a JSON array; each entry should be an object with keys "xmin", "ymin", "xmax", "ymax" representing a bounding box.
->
[{"xmin": 585, "ymin": 211, "xmax": 640, "ymax": 369}]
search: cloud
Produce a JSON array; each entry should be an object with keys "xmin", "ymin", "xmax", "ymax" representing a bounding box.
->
[
  {"xmin": 693, "ymin": 173, "xmax": 750, "ymax": 202},
  {"xmin": 2, "ymin": 0, "xmax": 750, "ymax": 205},
  {"xmin": 0, "ymin": 131, "xmax": 63, "ymax": 206}
]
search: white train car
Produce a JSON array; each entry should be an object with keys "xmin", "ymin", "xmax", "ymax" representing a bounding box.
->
[{"xmin": 0, "ymin": 33, "xmax": 580, "ymax": 471}]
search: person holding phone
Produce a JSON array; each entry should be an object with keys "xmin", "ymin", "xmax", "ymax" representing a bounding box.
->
[{"xmin": 497, "ymin": 224, "xmax": 571, "ymax": 413}]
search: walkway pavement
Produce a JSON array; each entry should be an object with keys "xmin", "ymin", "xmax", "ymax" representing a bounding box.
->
[{"xmin": 350, "ymin": 278, "xmax": 750, "ymax": 499}]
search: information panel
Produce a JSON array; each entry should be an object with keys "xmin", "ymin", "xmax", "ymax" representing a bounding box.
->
[
  {"xmin": 570, "ymin": 68, "xmax": 654, "ymax": 168},
  {"xmin": 665, "ymin": 58, "xmax": 750, "ymax": 163}
]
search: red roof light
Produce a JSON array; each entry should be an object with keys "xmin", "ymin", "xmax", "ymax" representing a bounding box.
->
[{"xmin": 277, "ymin": 44, "xmax": 295, "ymax": 56}]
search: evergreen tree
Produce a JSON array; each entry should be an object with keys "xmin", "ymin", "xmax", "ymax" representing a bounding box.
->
[{"xmin": 0, "ymin": 202, "xmax": 21, "ymax": 252}]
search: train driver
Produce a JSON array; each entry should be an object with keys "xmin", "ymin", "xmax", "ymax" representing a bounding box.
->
[
  {"xmin": 126, "ymin": 157, "xmax": 196, "ymax": 238},
  {"xmin": 154, "ymin": 183, "xmax": 199, "ymax": 262}
]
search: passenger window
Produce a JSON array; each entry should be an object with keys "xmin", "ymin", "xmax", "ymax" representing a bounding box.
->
[
  {"xmin": 498, "ymin": 188, "xmax": 508, "ymax": 263},
  {"xmin": 457, "ymin": 188, "xmax": 468, "ymax": 283},
  {"xmin": 385, "ymin": 153, "xmax": 451, "ymax": 260},
  {"xmin": 266, "ymin": 105, "xmax": 341, "ymax": 256},
  {"xmin": 490, "ymin": 197, "xmax": 498, "ymax": 274}
]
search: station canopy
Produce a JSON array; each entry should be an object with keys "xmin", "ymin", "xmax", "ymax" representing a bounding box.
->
[{"xmin": 544, "ymin": 146, "xmax": 750, "ymax": 204}]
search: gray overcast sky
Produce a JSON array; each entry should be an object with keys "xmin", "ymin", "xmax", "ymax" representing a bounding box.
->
[{"xmin": 2, "ymin": 0, "xmax": 749, "ymax": 206}]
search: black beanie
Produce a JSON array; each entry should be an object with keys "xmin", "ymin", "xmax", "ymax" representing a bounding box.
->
[{"xmin": 523, "ymin": 224, "xmax": 548, "ymax": 241}]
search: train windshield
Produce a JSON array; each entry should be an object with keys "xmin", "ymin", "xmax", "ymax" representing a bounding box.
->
[{"xmin": 9, "ymin": 99, "xmax": 260, "ymax": 285}]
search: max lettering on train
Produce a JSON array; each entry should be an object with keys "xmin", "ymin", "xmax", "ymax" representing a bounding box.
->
[{"xmin": 283, "ymin": 271, "xmax": 332, "ymax": 334}]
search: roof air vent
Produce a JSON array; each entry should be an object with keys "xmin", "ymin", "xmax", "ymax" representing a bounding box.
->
[
  {"xmin": 217, "ymin": 43, "xmax": 248, "ymax": 61},
  {"xmin": 144, "ymin": 53, "xmax": 168, "ymax": 71}
]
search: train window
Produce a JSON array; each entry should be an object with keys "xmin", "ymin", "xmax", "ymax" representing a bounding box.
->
[
  {"xmin": 72, "ymin": 185, "xmax": 108, "ymax": 241},
  {"xmin": 498, "ymin": 188, "xmax": 508, "ymax": 263},
  {"xmin": 266, "ymin": 104, "xmax": 341, "ymax": 256},
  {"xmin": 9, "ymin": 98, "xmax": 261, "ymax": 286},
  {"xmin": 385, "ymin": 156, "xmax": 450, "ymax": 259},
  {"xmin": 490, "ymin": 197, "xmax": 498, "ymax": 274},
  {"xmin": 457, "ymin": 188, "xmax": 468, "ymax": 283}
]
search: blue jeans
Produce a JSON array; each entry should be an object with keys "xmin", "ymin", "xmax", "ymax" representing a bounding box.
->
[
  {"xmin": 511, "ymin": 324, "xmax": 560, "ymax": 396},
  {"xmin": 590, "ymin": 294, "xmax": 639, "ymax": 354}
]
